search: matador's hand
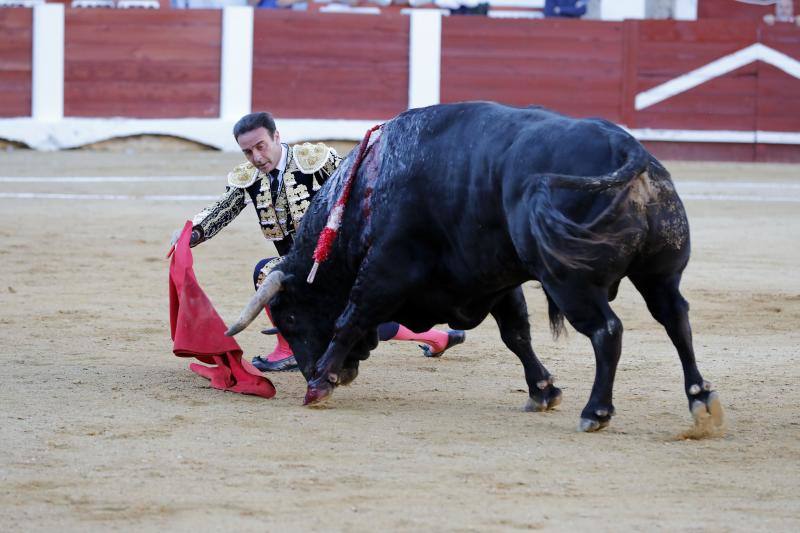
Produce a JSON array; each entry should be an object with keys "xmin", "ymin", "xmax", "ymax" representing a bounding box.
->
[
  {"xmin": 169, "ymin": 228, "xmax": 182, "ymax": 249},
  {"xmin": 167, "ymin": 227, "xmax": 202, "ymax": 258}
]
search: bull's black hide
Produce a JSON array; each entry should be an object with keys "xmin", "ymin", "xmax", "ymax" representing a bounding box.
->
[{"xmin": 228, "ymin": 102, "xmax": 722, "ymax": 433}]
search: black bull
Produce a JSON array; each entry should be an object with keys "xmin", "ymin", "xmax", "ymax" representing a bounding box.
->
[{"xmin": 227, "ymin": 102, "xmax": 723, "ymax": 432}]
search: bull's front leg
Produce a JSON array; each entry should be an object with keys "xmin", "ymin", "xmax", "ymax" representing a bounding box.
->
[{"xmin": 304, "ymin": 301, "xmax": 370, "ymax": 406}]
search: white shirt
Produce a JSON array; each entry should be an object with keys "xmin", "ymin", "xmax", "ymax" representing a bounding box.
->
[{"xmin": 274, "ymin": 143, "xmax": 289, "ymax": 190}]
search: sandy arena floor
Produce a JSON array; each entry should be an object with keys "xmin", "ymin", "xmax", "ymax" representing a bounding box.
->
[{"xmin": 1, "ymin": 152, "xmax": 799, "ymax": 532}]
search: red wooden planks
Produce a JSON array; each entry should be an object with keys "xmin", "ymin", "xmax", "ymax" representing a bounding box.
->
[
  {"xmin": 756, "ymin": 24, "xmax": 800, "ymax": 133},
  {"xmin": 642, "ymin": 141, "xmax": 756, "ymax": 162},
  {"xmin": 0, "ymin": 8, "xmax": 32, "ymax": 118},
  {"xmin": 699, "ymin": 0, "xmax": 800, "ymax": 20},
  {"xmin": 635, "ymin": 20, "xmax": 758, "ymax": 91},
  {"xmin": 251, "ymin": 12, "xmax": 409, "ymax": 120},
  {"xmin": 633, "ymin": 20, "xmax": 758, "ymax": 131},
  {"xmin": 755, "ymin": 143, "xmax": 800, "ymax": 163},
  {"xmin": 64, "ymin": 9, "xmax": 221, "ymax": 118},
  {"xmin": 620, "ymin": 20, "xmax": 640, "ymax": 127},
  {"xmin": 635, "ymin": 65, "xmax": 758, "ymax": 130},
  {"xmin": 441, "ymin": 17, "xmax": 625, "ymax": 122}
]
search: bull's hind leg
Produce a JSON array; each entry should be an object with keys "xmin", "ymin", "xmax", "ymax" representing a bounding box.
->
[
  {"xmin": 544, "ymin": 282, "xmax": 623, "ymax": 432},
  {"xmin": 491, "ymin": 287, "xmax": 562, "ymax": 411},
  {"xmin": 630, "ymin": 273, "xmax": 723, "ymax": 430}
]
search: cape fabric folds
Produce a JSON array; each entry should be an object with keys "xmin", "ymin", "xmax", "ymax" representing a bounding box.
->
[{"xmin": 169, "ymin": 221, "xmax": 276, "ymax": 398}]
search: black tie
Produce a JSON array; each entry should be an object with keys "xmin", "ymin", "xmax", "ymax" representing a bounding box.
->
[{"xmin": 269, "ymin": 169, "xmax": 280, "ymax": 204}]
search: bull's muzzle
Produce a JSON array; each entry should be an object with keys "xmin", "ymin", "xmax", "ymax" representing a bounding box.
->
[
  {"xmin": 304, "ymin": 381, "xmax": 334, "ymax": 406},
  {"xmin": 225, "ymin": 270, "xmax": 285, "ymax": 337}
]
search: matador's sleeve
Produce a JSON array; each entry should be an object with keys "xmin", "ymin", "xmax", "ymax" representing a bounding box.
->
[
  {"xmin": 190, "ymin": 162, "xmax": 256, "ymax": 242},
  {"xmin": 190, "ymin": 186, "xmax": 247, "ymax": 242}
]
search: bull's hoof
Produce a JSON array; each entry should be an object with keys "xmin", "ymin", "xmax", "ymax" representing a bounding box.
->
[
  {"xmin": 686, "ymin": 381, "xmax": 724, "ymax": 436},
  {"xmin": 577, "ymin": 405, "xmax": 614, "ymax": 432},
  {"xmin": 523, "ymin": 385, "xmax": 562, "ymax": 412},
  {"xmin": 578, "ymin": 417, "xmax": 610, "ymax": 432},
  {"xmin": 303, "ymin": 383, "xmax": 333, "ymax": 406},
  {"xmin": 338, "ymin": 367, "xmax": 359, "ymax": 387},
  {"xmin": 690, "ymin": 391, "xmax": 724, "ymax": 430}
]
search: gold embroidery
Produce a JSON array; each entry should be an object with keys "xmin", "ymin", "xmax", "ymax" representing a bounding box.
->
[
  {"xmin": 293, "ymin": 142, "xmax": 331, "ymax": 174},
  {"xmin": 192, "ymin": 187, "xmax": 247, "ymax": 241},
  {"xmin": 256, "ymin": 257, "xmax": 284, "ymax": 287},
  {"xmin": 323, "ymin": 154, "xmax": 338, "ymax": 174},
  {"xmin": 315, "ymin": 149, "xmax": 342, "ymax": 190},
  {"xmin": 283, "ymin": 171, "xmax": 311, "ymax": 227},
  {"xmin": 259, "ymin": 191, "xmax": 291, "ymax": 240},
  {"xmin": 261, "ymin": 224, "xmax": 285, "ymax": 241},
  {"xmin": 227, "ymin": 162, "xmax": 258, "ymax": 189},
  {"xmin": 250, "ymin": 144, "xmax": 342, "ymax": 241},
  {"xmin": 290, "ymin": 199, "xmax": 310, "ymax": 224},
  {"xmin": 257, "ymin": 170, "xmax": 292, "ymax": 241}
]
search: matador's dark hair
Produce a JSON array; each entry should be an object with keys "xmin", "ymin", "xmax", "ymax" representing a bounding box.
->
[{"xmin": 233, "ymin": 112, "xmax": 277, "ymax": 140}]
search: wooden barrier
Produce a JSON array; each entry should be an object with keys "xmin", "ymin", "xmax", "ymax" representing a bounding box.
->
[
  {"xmin": 64, "ymin": 9, "xmax": 221, "ymax": 118},
  {"xmin": 252, "ymin": 11, "xmax": 409, "ymax": 120},
  {"xmin": 759, "ymin": 23, "xmax": 800, "ymax": 131},
  {"xmin": 758, "ymin": 22, "xmax": 800, "ymax": 161},
  {"xmin": 0, "ymin": 8, "xmax": 32, "ymax": 117},
  {"xmin": 699, "ymin": 0, "xmax": 800, "ymax": 20},
  {"xmin": 632, "ymin": 20, "xmax": 800, "ymax": 162},
  {"xmin": 439, "ymin": 16, "xmax": 800, "ymax": 162},
  {"xmin": 441, "ymin": 18, "xmax": 625, "ymax": 123},
  {"xmin": 1, "ymin": 8, "xmax": 799, "ymax": 161},
  {"xmin": 632, "ymin": 19, "xmax": 758, "ymax": 131}
]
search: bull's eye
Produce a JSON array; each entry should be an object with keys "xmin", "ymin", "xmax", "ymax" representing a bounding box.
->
[{"xmin": 285, "ymin": 314, "xmax": 296, "ymax": 327}]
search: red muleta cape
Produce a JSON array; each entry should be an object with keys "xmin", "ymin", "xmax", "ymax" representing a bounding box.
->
[{"xmin": 168, "ymin": 221, "xmax": 275, "ymax": 398}]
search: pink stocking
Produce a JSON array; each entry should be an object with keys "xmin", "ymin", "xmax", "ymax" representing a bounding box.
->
[
  {"xmin": 390, "ymin": 324, "xmax": 450, "ymax": 354},
  {"xmin": 263, "ymin": 307, "xmax": 294, "ymax": 362}
]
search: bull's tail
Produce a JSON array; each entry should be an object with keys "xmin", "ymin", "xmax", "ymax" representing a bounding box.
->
[
  {"xmin": 544, "ymin": 289, "xmax": 566, "ymax": 339},
  {"xmin": 528, "ymin": 140, "xmax": 654, "ymax": 274},
  {"xmin": 540, "ymin": 136, "xmax": 657, "ymax": 192}
]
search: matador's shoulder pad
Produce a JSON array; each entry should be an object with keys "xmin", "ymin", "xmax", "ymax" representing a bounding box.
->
[
  {"xmin": 227, "ymin": 161, "xmax": 259, "ymax": 189},
  {"xmin": 291, "ymin": 142, "xmax": 336, "ymax": 174}
]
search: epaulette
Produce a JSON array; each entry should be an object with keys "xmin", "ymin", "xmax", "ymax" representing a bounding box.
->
[
  {"xmin": 227, "ymin": 162, "xmax": 259, "ymax": 189},
  {"xmin": 292, "ymin": 142, "xmax": 335, "ymax": 174}
]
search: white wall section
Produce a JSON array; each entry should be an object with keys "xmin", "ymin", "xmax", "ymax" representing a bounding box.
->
[
  {"xmin": 673, "ymin": 0, "xmax": 698, "ymax": 20},
  {"xmin": 220, "ymin": 6, "xmax": 254, "ymax": 121},
  {"xmin": 408, "ymin": 9, "xmax": 442, "ymax": 109},
  {"xmin": 31, "ymin": 4, "xmax": 64, "ymax": 121},
  {"xmin": 0, "ymin": 118, "xmax": 385, "ymax": 151},
  {"xmin": 2, "ymin": 118, "xmax": 799, "ymax": 151},
  {"xmin": 601, "ymin": 0, "xmax": 646, "ymax": 20}
]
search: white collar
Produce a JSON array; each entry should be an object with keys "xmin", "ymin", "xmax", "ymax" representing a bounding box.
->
[
  {"xmin": 277, "ymin": 143, "xmax": 288, "ymax": 174},
  {"xmin": 262, "ymin": 144, "xmax": 289, "ymax": 193}
]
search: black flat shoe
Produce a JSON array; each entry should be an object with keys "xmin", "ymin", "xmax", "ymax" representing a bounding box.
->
[
  {"xmin": 251, "ymin": 355, "xmax": 299, "ymax": 372},
  {"xmin": 420, "ymin": 330, "xmax": 466, "ymax": 358}
]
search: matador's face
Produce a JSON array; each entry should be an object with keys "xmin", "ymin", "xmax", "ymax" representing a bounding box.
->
[{"xmin": 237, "ymin": 127, "xmax": 283, "ymax": 174}]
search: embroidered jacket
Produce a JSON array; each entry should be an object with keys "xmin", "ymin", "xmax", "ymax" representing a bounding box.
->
[{"xmin": 191, "ymin": 142, "xmax": 341, "ymax": 254}]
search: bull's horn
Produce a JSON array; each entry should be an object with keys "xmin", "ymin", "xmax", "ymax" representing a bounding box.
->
[{"xmin": 225, "ymin": 270, "xmax": 285, "ymax": 336}]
